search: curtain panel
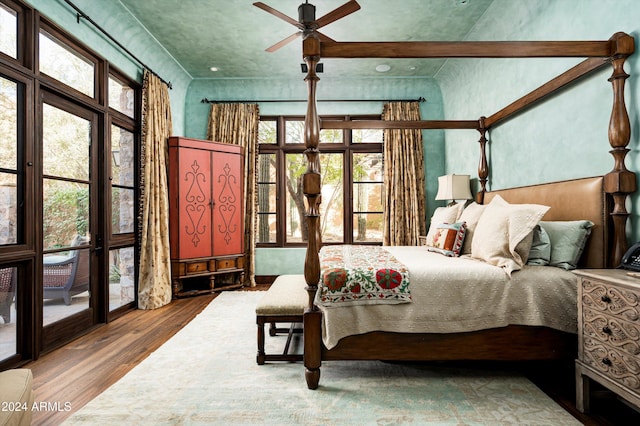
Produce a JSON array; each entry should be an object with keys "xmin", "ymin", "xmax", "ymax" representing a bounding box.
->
[
  {"xmin": 207, "ymin": 103, "xmax": 259, "ymax": 286},
  {"xmin": 138, "ymin": 70, "xmax": 173, "ymax": 309},
  {"xmin": 382, "ymin": 101, "xmax": 427, "ymax": 246}
]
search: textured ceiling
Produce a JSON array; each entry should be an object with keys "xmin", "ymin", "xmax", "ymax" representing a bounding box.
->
[{"xmin": 117, "ymin": 0, "xmax": 494, "ymax": 79}]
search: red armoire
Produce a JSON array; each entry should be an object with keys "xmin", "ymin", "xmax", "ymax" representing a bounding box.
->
[{"xmin": 168, "ymin": 136, "xmax": 245, "ymax": 298}]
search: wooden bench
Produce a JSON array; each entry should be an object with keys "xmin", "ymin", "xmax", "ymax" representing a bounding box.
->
[{"xmin": 256, "ymin": 275, "xmax": 308, "ymax": 364}]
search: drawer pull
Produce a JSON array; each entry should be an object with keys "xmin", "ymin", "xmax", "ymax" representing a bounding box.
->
[
  {"xmin": 602, "ymin": 357, "xmax": 612, "ymax": 366},
  {"xmin": 602, "ymin": 326, "xmax": 612, "ymax": 335},
  {"xmin": 601, "ymin": 295, "xmax": 612, "ymax": 303}
]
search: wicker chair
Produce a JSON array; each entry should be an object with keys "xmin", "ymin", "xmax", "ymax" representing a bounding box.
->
[
  {"xmin": 0, "ymin": 267, "xmax": 16, "ymax": 324},
  {"xmin": 43, "ymin": 236, "xmax": 90, "ymax": 305}
]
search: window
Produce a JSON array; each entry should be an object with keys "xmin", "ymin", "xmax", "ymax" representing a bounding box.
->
[
  {"xmin": 0, "ymin": 3, "xmax": 17, "ymax": 59},
  {"xmin": 257, "ymin": 116, "xmax": 383, "ymax": 246}
]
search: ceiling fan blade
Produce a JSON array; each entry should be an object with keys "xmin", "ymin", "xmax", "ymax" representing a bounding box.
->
[
  {"xmin": 265, "ymin": 31, "xmax": 301, "ymax": 52},
  {"xmin": 316, "ymin": 31, "xmax": 336, "ymax": 43},
  {"xmin": 315, "ymin": 0, "xmax": 361, "ymax": 29},
  {"xmin": 253, "ymin": 2, "xmax": 303, "ymax": 29}
]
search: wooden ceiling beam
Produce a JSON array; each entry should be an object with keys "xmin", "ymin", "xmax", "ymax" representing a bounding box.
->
[
  {"xmin": 320, "ymin": 119, "xmax": 478, "ymax": 130},
  {"xmin": 320, "ymin": 41, "xmax": 613, "ymax": 59}
]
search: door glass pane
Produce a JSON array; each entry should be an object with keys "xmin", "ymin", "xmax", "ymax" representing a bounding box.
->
[
  {"xmin": 109, "ymin": 247, "xmax": 135, "ymax": 311},
  {"xmin": 257, "ymin": 153, "xmax": 275, "ymax": 243},
  {"xmin": 0, "ymin": 76, "xmax": 19, "ymax": 246},
  {"xmin": 42, "ymin": 102, "xmax": 92, "ymax": 324},
  {"xmin": 108, "ymin": 75, "xmax": 135, "ymax": 118},
  {"xmin": 39, "ymin": 31, "xmax": 94, "ymax": 97},
  {"xmin": 0, "ymin": 266, "xmax": 17, "ymax": 361},
  {"xmin": 285, "ymin": 153, "xmax": 305, "ymax": 242},
  {"xmin": 112, "ymin": 187, "xmax": 134, "ymax": 234},
  {"xmin": 0, "ymin": 5, "xmax": 17, "ymax": 59},
  {"xmin": 42, "ymin": 104, "xmax": 90, "ymax": 180}
]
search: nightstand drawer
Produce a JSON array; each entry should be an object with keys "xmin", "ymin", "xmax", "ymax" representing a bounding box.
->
[
  {"xmin": 582, "ymin": 335, "xmax": 640, "ymax": 391},
  {"xmin": 185, "ymin": 261, "xmax": 209, "ymax": 274},
  {"xmin": 581, "ymin": 277, "xmax": 640, "ymax": 323},
  {"xmin": 583, "ymin": 307, "xmax": 640, "ymax": 356}
]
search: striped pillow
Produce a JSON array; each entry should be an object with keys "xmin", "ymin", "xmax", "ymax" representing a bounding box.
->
[{"xmin": 426, "ymin": 222, "xmax": 467, "ymax": 257}]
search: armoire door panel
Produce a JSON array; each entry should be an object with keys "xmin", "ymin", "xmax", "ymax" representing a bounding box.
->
[
  {"xmin": 175, "ymin": 146, "xmax": 212, "ymax": 259},
  {"xmin": 212, "ymin": 151, "xmax": 244, "ymax": 256}
]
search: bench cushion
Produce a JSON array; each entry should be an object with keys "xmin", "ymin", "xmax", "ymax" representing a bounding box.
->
[
  {"xmin": 256, "ymin": 275, "xmax": 308, "ymax": 316},
  {"xmin": 0, "ymin": 369, "xmax": 34, "ymax": 426}
]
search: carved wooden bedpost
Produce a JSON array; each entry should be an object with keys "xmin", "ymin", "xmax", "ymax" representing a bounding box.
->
[
  {"xmin": 302, "ymin": 31, "xmax": 323, "ymax": 390},
  {"xmin": 604, "ymin": 32, "xmax": 636, "ymax": 267},
  {"xmin": 476, "ymin": 116, "xmax": 489, "ymax": 204}
]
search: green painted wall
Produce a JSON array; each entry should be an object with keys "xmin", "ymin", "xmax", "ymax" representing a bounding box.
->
[
  {"xmin": 436, "ymin": 0, "xmax": 640, "ymax": 242},
  {"xmin": 186, "ymin": 76, "xmax": 445, "ymax": 275},
  {"xmin": 25, "ymin": 0, "xmax": 191, "ymax": 135}
]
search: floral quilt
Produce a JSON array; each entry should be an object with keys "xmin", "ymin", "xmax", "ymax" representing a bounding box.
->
[{"xmin": 317, "ymin": 245, "xmax": 412, "ymax": 307}]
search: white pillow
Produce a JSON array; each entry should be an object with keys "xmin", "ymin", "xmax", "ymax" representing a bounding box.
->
[
  {"xmin": 471, "ymin": 195, "xmax": 549, "ymax": 276},
  {"xmin": 424, "ymin": 202, "xmax": 465, "ymax": 246},
  {"xmin": 457, "ymin": 202, "xmax": 486, "ymax": 255}
]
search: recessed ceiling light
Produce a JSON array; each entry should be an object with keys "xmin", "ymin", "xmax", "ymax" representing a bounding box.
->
[
  {"xmin": 210, "ymin": 66, "xmax": 219, "ymax": 72},
  {"xmin": 408, "ymin": 66, "xmax": 416, "ymax": 71},
  {"xmin": 375, "ymin": 64, "xmax": 391, "ymax": 72}
]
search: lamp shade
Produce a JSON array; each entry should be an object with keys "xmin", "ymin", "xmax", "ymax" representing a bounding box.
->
[{"xmin": 435, "ymin": 174, "xmax": 472, "ymax": 201}]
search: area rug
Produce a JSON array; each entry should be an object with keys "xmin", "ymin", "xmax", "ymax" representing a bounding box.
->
[{"xmin": 64, "ymin": 291, "xmax": 580, "ymax": 425}]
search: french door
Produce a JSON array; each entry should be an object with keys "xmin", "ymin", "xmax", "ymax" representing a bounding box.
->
[{"xmin": 40, "ymin": 91, "xmax": 101, "ymax": 350}]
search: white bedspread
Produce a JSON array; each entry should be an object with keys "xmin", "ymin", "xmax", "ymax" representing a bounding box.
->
[{"xmin": 318, "ymin": 246, "xmax": 578, "ymax": 349}]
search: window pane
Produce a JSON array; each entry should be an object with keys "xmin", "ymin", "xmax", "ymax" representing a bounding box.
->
[
  {"xmin": 43, "ymin": 179, "xmax": 89, "ymax": 251},
  {"xmin": 354, "ymin": 182, "xmax": 383, "ymax": 213},
  {"xmin": 109, "ymin": 247, "xmax": 135, "ymax": 311},
  {"xmin": 353, "ymin": 153, "xmax": 383, "ymax": 182},
  {"xmin": 39, "ymin": 31, "xmax": 94, "ymax": 97},
  {"xmin": 353, "ymin": 128, "xmax": 383, "ymax": 143},
  {"xmin": 258, "ymin": 120, "xmax": 276, "ymax": 144},
  {"xmin": 0, "ymin": 266, "xmax": 17, "ymax": 360},
  {"xmin": 112, "ymin": 187, "xmax": 134, "ymax": 234},
  {"xmin": 0, "ymin": 77, "xmax": 18, "ymax": 170},
  {"xmin": 257, "ymin": 213, "xmax": 276, "ymax": 244},
  {"xmin": 285, "ymin": 153, "xmax": 305, "ymax": 242},
  {"xmin": 109, "ymin": 76, "xmax": 135, "ymax": 118},
  {"xmin": 0, "ymin": 173, "xmax": 17, "ymax": 245},
  {"xmin": 42, "ymin": 104, "xmax": 90, "ymax": 181},
  {"xmin": 285, "ymin": 120, "xmax": 304, "ymax": 144},
  {"xmin": 0, "ymin": 5, "xmax": 17, "ymax": 59},
  {"xmin": 320, "ymin": 128, "xmax": 342, "ymax": 144},
  {"xmin": 111, "ymin": 125, "xmax": 134, "ymax": 187},
  {"xmin": 319, "ymin": 153, "xmax": 344, "ymax": 243},
  {"xmin": 353, "ymin": 213, "xmax": 383, "ymax": 242}
]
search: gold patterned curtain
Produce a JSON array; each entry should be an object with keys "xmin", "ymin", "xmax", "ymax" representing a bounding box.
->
[
  {"xmin": 138, "ymin": 70, "xmax": 173, "ymax": 309},
  {"xmin": 207, "ymin": 103, "xmax": 259, "ymax": 286},
  {"xmin": 382, "ymin": 101, "xmax": 427, "ymax": 246}
]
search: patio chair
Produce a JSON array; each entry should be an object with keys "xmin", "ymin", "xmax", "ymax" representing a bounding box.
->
[
  {"xmin": 0, "ymin": 267, "xmax": 16, "ymax": 324},
  {"xmin": 43, "ymin": 236, "xmax": 90, "ymax": 305}
]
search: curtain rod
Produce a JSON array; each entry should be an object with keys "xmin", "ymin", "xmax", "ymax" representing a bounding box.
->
[
  {"xmin": 200, "ymin": 97, "xmax": 426, "ymax": 104},
  {"xmin": 62, "ymin": 0, "xmax": 172, "ymax": 89}
]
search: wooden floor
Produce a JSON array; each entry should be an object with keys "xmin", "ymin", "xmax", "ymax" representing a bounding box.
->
[{"xmin": 23, "ymin": 286, "xmax": 639, "ymax": 426}]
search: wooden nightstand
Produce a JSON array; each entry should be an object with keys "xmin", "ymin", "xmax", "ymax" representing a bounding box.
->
[{"xmin": 574, "ymin": 269, "xmax": 640, "ymax": 413}]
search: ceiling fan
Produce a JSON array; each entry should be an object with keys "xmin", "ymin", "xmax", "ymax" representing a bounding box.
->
[{"xmin": 253, "ymin": 0, "xmax": 361, "ymax": 52}]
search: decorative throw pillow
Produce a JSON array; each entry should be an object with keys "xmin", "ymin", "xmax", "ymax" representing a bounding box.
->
[
  {"xmin": 457, "ymin": 202, "xmax": 486, "ymax": 255},
  {"xmin": 426, "ymin": 222, "xmax": 467, "ymax": 257},
  {"xmin": 527, "ymin": 225, "xmax": 551, "ymax": 266},
  {"xmin": 424, "ymin": 202, "xmax": 465, "ymax": 246},
  {"xmin": 539, "ymin": 220, "xmax": 594, "ymax": 270},
  {"xmin": 471, "ymin": 195, "xmax": 549, "ymax": 275}
]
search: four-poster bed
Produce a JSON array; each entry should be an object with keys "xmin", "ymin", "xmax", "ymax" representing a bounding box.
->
[{"xmin": 297, "ymin": 25, "xmax": 635, "ymax": 389}]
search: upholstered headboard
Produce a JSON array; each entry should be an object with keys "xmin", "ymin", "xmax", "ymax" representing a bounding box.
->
[{"xmin": 484, "ymin": 176, "xmax": 609, "ymax": 269}]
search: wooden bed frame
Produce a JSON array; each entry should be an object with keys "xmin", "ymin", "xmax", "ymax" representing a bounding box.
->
[{"xmin": 299, "ymin": 31, "xmax": 636, "ymax": 389}]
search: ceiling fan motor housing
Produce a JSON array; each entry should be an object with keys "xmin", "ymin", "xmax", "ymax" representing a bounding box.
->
[{"xmin": 298, "ymin": 2, "xmax": 316, "ymax": 25}]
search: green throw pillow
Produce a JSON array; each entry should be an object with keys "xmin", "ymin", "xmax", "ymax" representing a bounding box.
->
[
  {"xmin": 539, "ymin": 220, "xmax": 594, "ymax": 270},
  {"xmin": 527, "ymin": 225, "xmax": 551, "ymax": 266}
]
